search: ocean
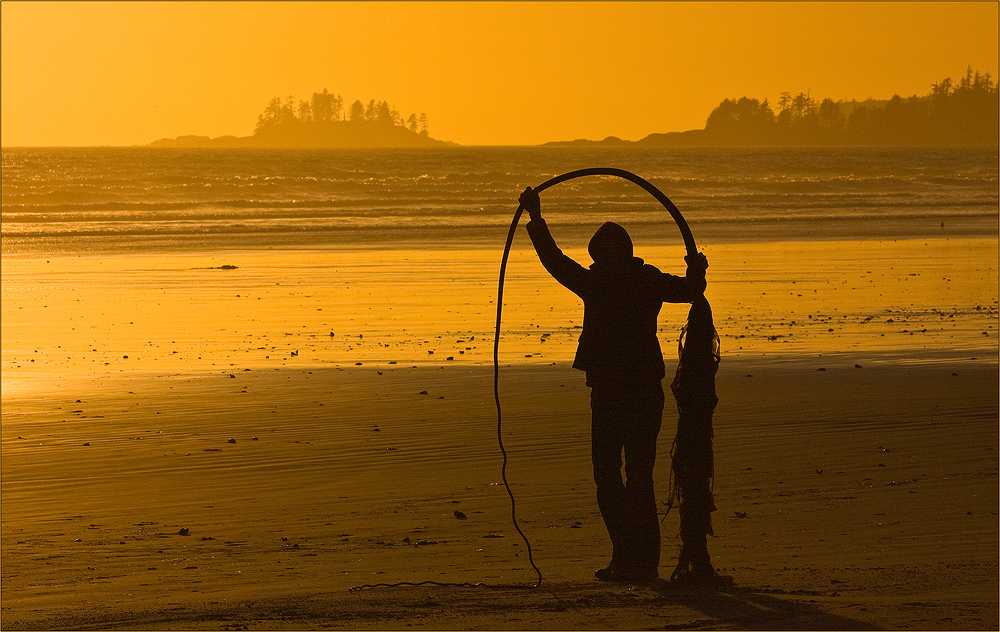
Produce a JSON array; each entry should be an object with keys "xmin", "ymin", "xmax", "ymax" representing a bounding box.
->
[
  {"xmin": 2, "ymin": 146, "xmax": 997, "ymax": 253},
  {"xmin": 2, "ymin": 151, "xmax": 998, "ymax": 627},
  {"xmin": 1, "ymin": 145, "xmax": 997, "ymax": 381}
]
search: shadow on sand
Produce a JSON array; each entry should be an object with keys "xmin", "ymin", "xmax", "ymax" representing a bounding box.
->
[
  {"xmin": 643, "ymin": 578, "xmax": 880, "ymax": 630},
  {"xmin": 6, "ymin": 579, "xmax": 881, "ymax": 630}
]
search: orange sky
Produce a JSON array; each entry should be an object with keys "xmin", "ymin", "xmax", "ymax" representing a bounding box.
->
[{"xmin": 2, "ymin": 1, "xmax": 997, "ymax": 146}]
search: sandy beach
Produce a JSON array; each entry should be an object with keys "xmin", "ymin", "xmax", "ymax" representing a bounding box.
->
[
  {"xmin": 4, "ymin": 0, "xmax": 999, "ymax": 623},
  {"xmin": 2, "ymin": 234, "xmax": 997, "ymax": 629}
]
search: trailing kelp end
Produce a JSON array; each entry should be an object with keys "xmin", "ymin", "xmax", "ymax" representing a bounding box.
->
[{"xmin": 666, "ymin": 294, "xmax": 727, "ymax": 585}]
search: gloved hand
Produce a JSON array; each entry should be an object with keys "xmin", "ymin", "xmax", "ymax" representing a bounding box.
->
[
  {"xmin": 685, "ymin": 252, "xmax": 709, "ymax": 275},
  {"xmin": 519, "ymin": 187, "xmax": 541, "ymax": 221}
]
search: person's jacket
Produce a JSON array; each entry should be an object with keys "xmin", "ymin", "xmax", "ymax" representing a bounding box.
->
[{"xmin": 526, "ymin": 218, "xmax": 704, "ymax": 384}]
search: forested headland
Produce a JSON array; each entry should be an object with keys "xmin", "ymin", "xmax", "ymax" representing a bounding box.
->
[
  {"xmin": 549, "ymin": 67, "xmax": 999, "ymax": 147},
  {"xmin": 152, "ymin": 69, "xmax": 998, "ymax": 148},
  {"xmin": 151, "ymin": 89, "xmax": 449, "ymax": 148}
]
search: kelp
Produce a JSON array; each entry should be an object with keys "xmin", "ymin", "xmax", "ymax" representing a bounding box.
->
[{"xmin": 666, "ymin": 294, "xmax": 729, "ymax": 585}]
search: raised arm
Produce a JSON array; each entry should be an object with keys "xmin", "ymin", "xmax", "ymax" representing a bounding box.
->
[
  {"xmin": 656, "ymin": 252, "xmax": 708, "ymax": 303},
  {"xmin": 520, "ymin": 187, "xmax": 588, "ymax": 297},
  {"xmin": 684, "ymin": 252, "xmax": 709, "ymax": 296}
]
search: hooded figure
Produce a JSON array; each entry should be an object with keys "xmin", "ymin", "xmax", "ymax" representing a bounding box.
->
[
  {"xmin": 520, "ymin": 188, "xmax": 708, "ymax": 583},
  {"xmin": 588, "ymin": 221, "xmax": 634, "ymax": 263}
]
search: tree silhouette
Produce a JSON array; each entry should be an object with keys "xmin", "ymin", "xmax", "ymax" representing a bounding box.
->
[
  {"xmin": 253, "ymin": 89, "xmax": 434, "ymax": 138},
  {"xmin": 702, "ymin": 68, "xmax": 997, "ymax": 145},
  {"xmin": 282, "ymin": 96, "xmax": 297, "ymax": 125},
  {"xmin": 791, "ymin": 92, "xmax": 813, "ymax": 119},
  {"xmin": 818, "ymin": 98, "xmax": 845, "ymax": 129},
  {"xmin": 297, "ymin": 99, "xmax": 312, "ymax": 122},
  {"xmin": 377, "ymin": 101, "xmax": 393, "ymax": 125},
  {"xmin": 349, "ymin": 100, "xmax": 365, "ymax": 122},
  {"xmin": 704, "ymin": 97, "xmax": 775, "ymax": 142},
  {"xmin": 255, "ymin": 97, "xmax": 284, "ymax": 132},
  {"xmin": 310, "ymin": 89, "xmax": 336, "ymax": 122},
  {"xmin": 778, "ymin": 91, "xmax": 792, "ymax": 114}
]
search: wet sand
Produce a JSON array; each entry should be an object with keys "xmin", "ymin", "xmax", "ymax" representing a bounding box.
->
[
  {"xmin": 2, "ymin": 237, "xmax": 998, "ymax": 629},
  {"xmin": 2, "ymin": 360, "xmax": 997, "ymax": 630}
]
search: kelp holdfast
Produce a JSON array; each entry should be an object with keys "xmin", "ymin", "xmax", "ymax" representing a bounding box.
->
[{"xmin": 664, "ymin": 294, "xmax": 731, "ymax": 586}]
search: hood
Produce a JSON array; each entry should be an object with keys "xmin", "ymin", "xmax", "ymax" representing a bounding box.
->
[{"xmin": 588, "ymin": 221, "xmax": 634, "ymax": 266}]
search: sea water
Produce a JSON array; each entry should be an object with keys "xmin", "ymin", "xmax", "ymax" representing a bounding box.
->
[
  {"xmin": 3, "ymin": 146, "xmax": 997, "ymax": 253},
  {"xmin": 2, "ymin": 146, "xmax": 998, "ymax": 381}
]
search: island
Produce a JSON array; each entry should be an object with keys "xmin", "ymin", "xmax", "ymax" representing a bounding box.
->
[
  {"xmin": 546, "ymin": 67, "xmax": 998, "ymax": 147},
  {"xmin": 152, "ymin": 69, "xmax": 998, "ymax": 149},
  {"xmin": 151, "ymin": 90, "xmax": 453, "ymax": 148}
]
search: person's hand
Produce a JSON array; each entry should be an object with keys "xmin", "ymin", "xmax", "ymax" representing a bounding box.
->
[
  {"xmin": 519, "ymin": 186, "xmax": 541, "ymax": 221},
  {"xmin": 685, "ymin": 252, "xmax": 708, "ymax": 275}
]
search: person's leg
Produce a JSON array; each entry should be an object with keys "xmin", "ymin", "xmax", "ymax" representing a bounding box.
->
[
  {"xmin": 590, "ymin": 385, "xmax": 628, "ymax": 572},
  {"xmin": 622, "ymin": 381, "xmax": 664, "ymax": 578}
]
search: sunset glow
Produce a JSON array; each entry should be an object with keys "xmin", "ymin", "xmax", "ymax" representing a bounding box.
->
[
  {"xmin": 3, "ymin": 3, "xmax": 999, "ymax": 628},
  {"xmin": 2, "ymin": 1, "xmax": 997, "ymax": 146}
]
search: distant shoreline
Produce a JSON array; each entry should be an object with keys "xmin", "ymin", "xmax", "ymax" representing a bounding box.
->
[
  {"xmin": 148, "ymin": 119, "xmax": 455, "ymax": 149},
  {"xmin": 5, "ymin": 140, "xmax": 1000, "ymax": 149},
  {"xmin": 542, "ymin": 131, "xmax": 1000, "ymax": 148}
]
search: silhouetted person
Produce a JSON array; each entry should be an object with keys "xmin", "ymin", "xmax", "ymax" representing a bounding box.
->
[{"xmin": 519, "ymin": 187, "xmax": 708, "ymax": 583}]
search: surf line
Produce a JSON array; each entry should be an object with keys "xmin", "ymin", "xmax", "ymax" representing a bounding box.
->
[{"xmin": 494, "ymin": 168, "xmax": 699, "ymax": 589}]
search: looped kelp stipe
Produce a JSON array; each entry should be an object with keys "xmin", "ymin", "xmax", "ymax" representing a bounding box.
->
[{"xmin": 493, "ymin": 168, "xmax": 721, "ymax": 588}]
